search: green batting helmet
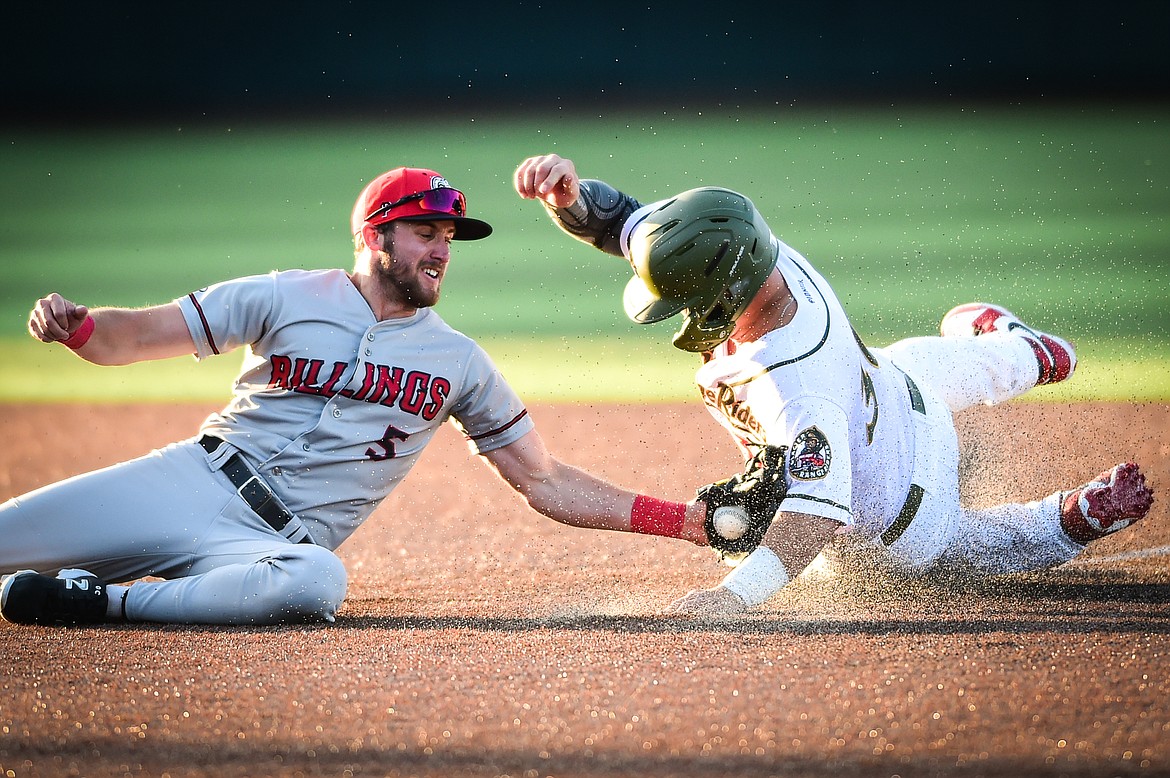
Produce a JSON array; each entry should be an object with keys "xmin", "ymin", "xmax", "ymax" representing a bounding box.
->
[{"xmin": 623, "ymin": 187, "xmax": 777, "ymax": 352}]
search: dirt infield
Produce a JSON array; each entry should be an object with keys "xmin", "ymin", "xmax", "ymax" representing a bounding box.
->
[{"xmin": 1, "ymin": 401, "xmax": 1167, "ymax": 778}]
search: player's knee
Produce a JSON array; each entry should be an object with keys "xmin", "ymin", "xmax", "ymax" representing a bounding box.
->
[{"xmin": 270, "ymin": 545, "xmax": 349, "ymax": 623}]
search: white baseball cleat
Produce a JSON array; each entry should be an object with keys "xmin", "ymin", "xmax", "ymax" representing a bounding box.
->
[
  {"xmin": 1060, "ymin": 462, "xmax": 1154, "ymax": 544},
  {"xmin": 1, "ymin": 568, "xmax": 109, "ymax": 626},
  {"xmin": 940, "ymin": 302, "xmax": 1077, "ymax": 385}
]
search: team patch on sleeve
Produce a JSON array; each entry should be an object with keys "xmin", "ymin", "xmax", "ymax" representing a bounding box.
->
[{"xmin": 789, "ymin": 427, "xmax": 831, "ymax": 480}]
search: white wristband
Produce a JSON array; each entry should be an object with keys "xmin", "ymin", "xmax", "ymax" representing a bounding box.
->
[{"xmin": 720, "ymin": 546, "xmax": 790, "ymax": 607}]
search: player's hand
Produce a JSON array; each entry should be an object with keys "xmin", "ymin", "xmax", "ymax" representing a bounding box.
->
[
  {"xmin": 665, "ymin": 586, "xmax": 747, "ymax": 617},
  {"xmin": 28, "ymin": 293, "xmax": 89, "ymax": 343},
  {"xmin": 514, "ymin": 154, "xmax": 580, "ymax": 209}
]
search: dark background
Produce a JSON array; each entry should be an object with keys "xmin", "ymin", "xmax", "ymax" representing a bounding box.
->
[{"xmin": 4, "ymin": 1, "xmax": 1167, "ymax": 125}]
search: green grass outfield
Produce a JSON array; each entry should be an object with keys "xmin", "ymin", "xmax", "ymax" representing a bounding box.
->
[
  {"xmin": 0, "ymin": 336, "xmax": 1165, "ymax": 404},
  {"xmin": 2, "ymin": 104, "xmax": 1167, "ymax": 403}
]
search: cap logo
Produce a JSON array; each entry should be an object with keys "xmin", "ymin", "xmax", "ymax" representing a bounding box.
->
[{"xmin": 353, "ymin": 168, "xmax": 491, "ymax": 240}]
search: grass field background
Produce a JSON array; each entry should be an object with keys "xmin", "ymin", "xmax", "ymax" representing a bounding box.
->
[{"xmin": 2, "ymin": 104, "xmax": 1167, "ymax": 402}]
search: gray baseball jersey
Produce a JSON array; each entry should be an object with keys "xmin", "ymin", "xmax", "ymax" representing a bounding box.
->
[{"xmin": 177, "ymin": 268, "xmax": 534, "ymax": 549}]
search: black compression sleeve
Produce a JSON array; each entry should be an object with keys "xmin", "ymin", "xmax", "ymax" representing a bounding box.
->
[{"xmin": 544, "ymin": 179, "xmax": 643, "ymax": 259}]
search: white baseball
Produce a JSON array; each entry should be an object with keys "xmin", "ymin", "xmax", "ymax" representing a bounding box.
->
[{"xmin": 712, "ymin": 505, "xmax": 751, "ymax": 541}]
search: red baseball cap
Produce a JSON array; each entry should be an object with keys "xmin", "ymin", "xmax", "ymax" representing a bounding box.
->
[{"xmin": 351, "ymin": 167, "xmax": 493, "ymax": 241}]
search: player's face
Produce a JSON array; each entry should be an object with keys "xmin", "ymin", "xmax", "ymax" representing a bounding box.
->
[{"xmin": 376, "ymin": 221, "xmax": 455, "ymax": 308}]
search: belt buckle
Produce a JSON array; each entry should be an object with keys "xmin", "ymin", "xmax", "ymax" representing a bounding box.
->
[
  {"xmin": 236, "ymin": 474, "xmax": 266, "ymax": 502},
  {"xmin": 228, "ymin": 458, "xmax": 304, "ymax": 540},
  {"xmin": 236, "ymin": 475, "xmax": 280, "ymax": 527}
]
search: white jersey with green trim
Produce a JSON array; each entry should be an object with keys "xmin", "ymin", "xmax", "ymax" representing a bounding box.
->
[
  {"xmin": 176, "ymin": 268, "xmax": 534, "ymax": 548},
  {"xmin": 694, "ymin": 239, "xmax": 918, "ymax": 540}
]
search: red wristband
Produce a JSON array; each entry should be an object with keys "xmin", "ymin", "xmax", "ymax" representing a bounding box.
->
[
  {"xmin": 630, "ymin": 494, "xmax": 687, "ymax": 538},
  {"xmin": 61, "ymin": 315, "xmax": 95, "ymax": 350}
]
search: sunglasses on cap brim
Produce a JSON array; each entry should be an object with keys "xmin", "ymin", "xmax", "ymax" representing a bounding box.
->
[{"xmin": 365, "ymin": 187, "xmax": 467, "ymax": 222}]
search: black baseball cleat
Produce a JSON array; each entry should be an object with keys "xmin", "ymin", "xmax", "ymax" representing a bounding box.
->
[{"xmin": 1, "ymin": 569, "xmax": 109, "ymax": 625}]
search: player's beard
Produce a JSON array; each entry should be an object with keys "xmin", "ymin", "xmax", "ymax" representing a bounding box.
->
[{"xmin": 376, "ymin": 248, "xmax": 442, "ymax": 309}]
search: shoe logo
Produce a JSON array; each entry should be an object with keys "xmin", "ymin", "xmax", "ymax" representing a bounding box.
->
[
  {"xmin": 63, "ymin": 577, "xmax": 101, "ymax": 596},
  {"xmin": 1087, "ymin": 515, "xmax": 1131, "ymax": 533}
]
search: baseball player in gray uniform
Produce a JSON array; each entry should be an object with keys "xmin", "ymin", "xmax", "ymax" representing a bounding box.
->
[
  {"xmin": 514, "ymin": 153, "xmax": 1155, "ymax": 617},
  {"xmin": 1, "ymin": 165, "xmax": 712, "ymax": 627}
]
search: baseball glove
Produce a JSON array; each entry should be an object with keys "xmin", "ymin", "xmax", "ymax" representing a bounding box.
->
[{"xmin": 697, "ymin": 445, "xmax": 788, "ymax": 563}]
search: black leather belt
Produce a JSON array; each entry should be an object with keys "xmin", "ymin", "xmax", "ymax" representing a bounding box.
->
[{"xmin": 198, "ymin": 436, "xmax": 312, "ymax": 544}]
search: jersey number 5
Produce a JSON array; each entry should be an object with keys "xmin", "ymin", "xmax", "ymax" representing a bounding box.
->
[{"xmin": 367, "ymin": 423, "xmax": 408, "ymax": 461}]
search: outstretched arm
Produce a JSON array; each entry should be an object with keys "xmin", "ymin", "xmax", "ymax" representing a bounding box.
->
[
  {"xmin": 514, "ymin": 153, "xmax": 642, "ymax": 258},
  {"xmin": 480, "ymin": 428, "xmax": 709, "ymax": 545},
  {"xmin": 666, "ymin": 510, "xmax": 839, "ymax": 617},
  {"xmin": 28, "ymin": 293, "xmax": 195, "ymax": 366}
]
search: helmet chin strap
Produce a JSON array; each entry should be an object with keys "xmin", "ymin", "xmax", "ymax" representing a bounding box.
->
[
  {"xmin": 671, "ymin": 316, "xmax": 734, "ymax": 352},
  {"xmin": 674, "ymin": 268, "xmax": 794, "ymax": 353}
]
